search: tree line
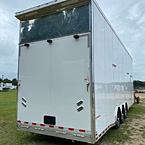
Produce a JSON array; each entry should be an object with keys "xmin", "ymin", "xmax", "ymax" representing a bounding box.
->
[
  {"xmin": 0, "ymin": 78, "xmax": 18, "ymax": 86},
  {"xmin": 134, "ymin": 80, "xmax": 145, "ymax": 88}
]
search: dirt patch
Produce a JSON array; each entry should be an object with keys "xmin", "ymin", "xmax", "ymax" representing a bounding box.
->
[
  {"xmin": 126, "ymin": 96, "xmax": 145, "ymax": 145},
  {"xmin": 1, "ymin": 122, "xmax": 8, "ymax": 128},
  {"xmin": 135, "ymin": 93, "xmax": 145, "ymax": 107},
  {"xmin": 136, "ymin": 93, "xmax": 145, "ymax": 99},
  {"xmin": 0, "ymin": 122, "xmax": 7, "ymax": 135},
  {"xmin": 139, "ymin": 103, "xmax": 145, "ymax": 108},
  {"xmin": 0, "ymin": 130, "xmax": 6, "ymax": 134},
  {"xmin": 110, "ymin": 96, "xmax": 145, "ymax": 145},
  {"xmin": 125, "ymin": 114, "xmax": 145, "ymax": 145}
]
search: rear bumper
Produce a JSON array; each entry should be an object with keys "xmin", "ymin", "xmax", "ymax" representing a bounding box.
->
[{"xmin": 17, "ymin": 123, "xmax": 93, "ymax": 144}]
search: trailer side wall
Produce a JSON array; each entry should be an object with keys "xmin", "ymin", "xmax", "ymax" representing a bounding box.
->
[{"xmin": 92, "ymin": 0, "xmax": 133, "ymax": 138}]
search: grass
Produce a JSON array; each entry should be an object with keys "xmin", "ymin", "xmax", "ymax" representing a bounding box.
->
[{"xmin": 0, "ymin": 90, "xmax": 145, "ymax": 145}]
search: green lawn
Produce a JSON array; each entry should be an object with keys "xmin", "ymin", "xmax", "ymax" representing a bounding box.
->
[{"xmin": 0, "ymin": 90, "xmax": 145, "ymax": 145}]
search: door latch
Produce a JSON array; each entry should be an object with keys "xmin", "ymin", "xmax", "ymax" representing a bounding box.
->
[{"xmin": 87, "ymin": 82, "xmax": 90, "ymax": 92}]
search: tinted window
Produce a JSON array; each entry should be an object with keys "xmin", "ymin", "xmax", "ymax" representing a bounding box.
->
[{"xmin": 20, "ymin": 5, "xmax": 89, "ymax": 44}]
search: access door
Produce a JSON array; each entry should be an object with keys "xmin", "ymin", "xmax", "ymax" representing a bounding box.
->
[
  {"xmin": 49, "ymin": 34, "xmax": 91, "ymax": 130},
  {"xmin": 18, "ymin": 33, "xmax": 91, "ymax": 131}
]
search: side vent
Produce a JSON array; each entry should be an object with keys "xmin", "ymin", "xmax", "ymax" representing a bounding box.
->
[
  {"xmin": 77, "ymin": 106, "xmax": 84, "ymax": 112},
  {"xmin": 77, "ymin": 100, "xmax": 83, "ymax": 106},
  {"xmin": 22, "ymin": 97, "xmax": 26, "ymax": 103},
  {"xmin": 22, "ymin": 102, "xmax": 26, "ymax": 107},
  {"xmin": 22, "ymin": 97, "xmax": 27, "ymax": 107},
  {"xmin": 76, "ymin": 99, "xmax": 84, "ymax": 112}
]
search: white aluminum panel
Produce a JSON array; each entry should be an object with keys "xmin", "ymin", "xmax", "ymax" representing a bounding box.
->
[
  {"xmin": 18, "ymin": 34, "xmax": 91, "ymax": 131},
  {"xmin": 49, "ymin": 35, "xmax": 91, "ymax": 130},
  {"xmin": 131, "ymin": 59, "xmax": 134, "ymax": 105},
  {"xmin": 92, "ymin": 0, "xmax": 133, "ymax": 137},
  {"xmin": 127, "ymin": 55, "xmax": 131, "ymax": 107},
  {"xmin": 18, "ymin": 41, "xmax": 51, "ymax": 123},
  {"xmin": 120, "ymin": 44, "xmax": 124, "ymax": 105},
  {"xmin": 129, "ymin": 57, "xmax": 134, "ymax": 106},
  {"xmin": 124, "ymin": 50, "xmax": 128, "ymax": 103},
  {"xmin": 126, "ymin": 53, "xmax": 129, "ymax": 104},
  {"xmin": 92, "ymin": 3, "xmax": 107, "ymax": 135},
  {"xmin": 104, "ymin": 21, "xmax": 115, "ymax": 125},
  {"xmin": 122, "ymin": 47, "xmax": 127, "ymax": 102},
  {"xmin": 113, "ymin": 34, "xmax": 120, "ymax": 108},
  {"xmin": 118, "ymin": 42, "xmax": 121, "ymax": 105}
]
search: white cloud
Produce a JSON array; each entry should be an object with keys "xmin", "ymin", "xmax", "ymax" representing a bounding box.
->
[
  {"xmin": 0, "ymin": 2, "xmax": 19, "ymax": 79},
  {"xmin": 128, "ymin": 3, "xmax": 142, "ymax": 20},
  {"xmin": 137, "ymin": 14, "xmax": 145, "ymax": 24}
]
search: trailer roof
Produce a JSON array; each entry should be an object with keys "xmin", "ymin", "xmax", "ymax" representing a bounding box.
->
[{"xmin": 15, "ymin": 0, "xmax": 88, "ymax": 21}]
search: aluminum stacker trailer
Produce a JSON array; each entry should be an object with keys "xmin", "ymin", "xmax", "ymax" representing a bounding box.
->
[{"xmin": 15, "ymin": 0, "xmax": 134, "ymax": 144}]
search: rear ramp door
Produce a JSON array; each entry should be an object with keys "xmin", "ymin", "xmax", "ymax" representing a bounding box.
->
[{"xmin": 18, "ymin": 33, "xmax": 91, "ymax": 132}]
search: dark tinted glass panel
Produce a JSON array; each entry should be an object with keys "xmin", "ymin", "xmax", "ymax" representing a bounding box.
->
[{"xmin": 20, "ymin": 5, "xmax": 89, "ymax": 44}]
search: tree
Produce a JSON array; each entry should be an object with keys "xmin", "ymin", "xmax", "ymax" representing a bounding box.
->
[
  {"xmin": 0, "ymin": 78, "xmax": 3, "ymax": 83},
  {"xmin": 12, "ymin": 78, "xmax": 18, "ymax": 86},
  {"xmin": 134, "ymin": 80, "xmax": 145, "ymax": 89},
  {"xmin": 3, "ymin": 78, "xmax": 11, "ymax": 83}
]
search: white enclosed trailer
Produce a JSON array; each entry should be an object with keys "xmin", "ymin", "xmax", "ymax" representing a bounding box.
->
[
  {"xmin": 16, "ymin": 0, "xmax": 134, "ymax": 144},
  {"xmin": 0, "ymin": 83, "xmax": 3, "ymax": 91},
  {"xmin": 0, "ymin": 83, "xmax": 12, "ymax": 91}
]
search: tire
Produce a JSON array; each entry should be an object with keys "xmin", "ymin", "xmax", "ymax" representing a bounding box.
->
[
  {"xmin": 120, "ymin": 111, "xmax": 124, "ymax": 124},
  {"xmin": 115, "ymin": 111, "xmax": 120, "ymax": 129},
  {"xmin": 126, "ymin": 103, "xmax": 128, "ymax": 112},
  {"xmin": 137, "ymin": 97, "xmax": 140, "ymax": 103},
  {"xmin": 124, "ymin": 109, "xmax": 127, "ymax": 119}
]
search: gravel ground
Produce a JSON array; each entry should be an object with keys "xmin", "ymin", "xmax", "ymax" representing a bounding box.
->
[{"xmin": 135, "ymin": 93, "xmax": 145, "ymax": 99}]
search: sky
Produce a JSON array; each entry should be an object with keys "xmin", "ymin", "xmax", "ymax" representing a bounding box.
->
[{"xmin": 0, "ymin": 0, "xmax": 144, "ymax": 81}]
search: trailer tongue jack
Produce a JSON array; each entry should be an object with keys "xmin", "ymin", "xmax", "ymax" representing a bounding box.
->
[
  {"xmin": 135, "ymin": 96, "xmax": 140, "ymax": 104},
  {"xmin": 134, "ymin": 91, "xmax": 140, "ymax": 103}
]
